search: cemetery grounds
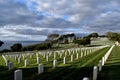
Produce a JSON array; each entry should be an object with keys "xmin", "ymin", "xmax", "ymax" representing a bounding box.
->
[{"xmin": 0, "ymin": 38, "xmax": 120, "ymax": 80}]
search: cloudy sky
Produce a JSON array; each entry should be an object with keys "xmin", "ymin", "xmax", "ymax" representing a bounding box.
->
[{"xmin": 0, "ymin": 0, "xmax": 120, "ymax": 41}]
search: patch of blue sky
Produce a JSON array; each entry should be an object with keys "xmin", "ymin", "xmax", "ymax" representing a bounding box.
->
[
  {"xmin": 66, "ymin": 28, "xmax": 80, "ymax": 31},
  {"xmin": 14, "ymin": 0, "xmax": 26, "ymax": 4},
  {"xmin": 63, "ymin": 15, "xmax": 70, "ymax": 21},
  {"xmin": 107, "ymin": 9, "xmax": 120, "ymax": 14},
  {"xmin": 36, "ymin": 11, "xmax": 53, "ymax": 17},
  {"xmin": 15, "ymin": 0, "xmax": 38, "ymax": 13},
  {"xmin": 27, "ymin": 1, "xmax": 37, "ymax": 12},
  {"xmin": 106, "ymin": 11, "xmax": 113, "ymax": 14}
]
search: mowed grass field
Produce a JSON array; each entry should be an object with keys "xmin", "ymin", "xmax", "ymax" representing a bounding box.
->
[
  {"xmin": 0, "ymin": 47, "xmax": 110, "ymax": 80},
  {"xmin": 0, "ymin": 38, "xmax": 117, "ymax": 80},
  {"xmin": 98, "ymin": 46, "xmax": 120, "ymax": 80},
  {"xmin": 0, "ymin": 56, "xmax": 8, "ymax": 71},
  {"xmin": 91, "ymin": 37, "xmax": 114, "ymax": 46}
]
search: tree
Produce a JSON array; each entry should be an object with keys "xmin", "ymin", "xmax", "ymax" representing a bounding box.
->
[
  {"xmin": 47, "ymin": 34, "xmax": 59, "ymax": 40},
  {"xmin": 57, "ymin": 35, "xmax": 67, "ymax": 43},
  {"xmin": 73, "ymin": 38, "xmax": 91, "ymax": 46},
  {"xmin": 66, "ymin": 33, "xmax": 76, "ymax": 41},
  {"xmin": 88, "ymin": 32, "xmax": 99, "ymax": 38},
  {"xmin": 0, "ymin": 41, "xmax": 4, "ymax": 47},
  {"xmin": 35, "ymin": 42, "xmax": 52, "ymax": 50},
  {"xmin": 11, "ymin": 43, "xmax": 22, "ymax": 51},
  {"xmin": 0, "ymin": 49, "xmax": 11, "ymax": 53},
  {"xmin": 106, "ymin": 32, "xmax": 118, "ymax": 41}
]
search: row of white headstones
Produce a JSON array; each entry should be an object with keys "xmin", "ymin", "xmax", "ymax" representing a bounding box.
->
[
  {"xmin": 2, "ymin": 45, "xmax": 109, "ymax": 80},
  {"xmin": 83, "ymin": 45, "xmax": 115, "ymax": 80}
]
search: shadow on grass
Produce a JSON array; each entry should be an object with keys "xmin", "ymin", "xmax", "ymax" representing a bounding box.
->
[
  {"xmin": 0, "ymin": 65, "xmax": 94, "ymax": 80},
  {"xmin": 0, "ymin": 66, "xmax": 14, "ymax": 80},
  {"xmin": 87, "ymin": 45, "xmax": 103, "ymax": 47},
  {"xmin": 0, "ymin": 65, "xmax": 8, "ymax": 71},
  {"xmin": 98, "ymin": 64, "xmax": 120, "ymax": 80},
  {"xmin": 23, "ymin": 66, "xmax": 94, "ymax": 80}
]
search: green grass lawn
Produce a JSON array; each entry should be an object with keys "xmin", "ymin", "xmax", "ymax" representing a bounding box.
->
[
  {"xmin": 0, "ymin": 56, "xmax": 8, "ymax": 72},
  {"xmin": 52, "ymin": 43, "xmax": 79, "ymax": 50},
  {"xmin": 0, "ymin": 47, "xmax": 110, "ymax": 80},
  {"xmin": 0, "ymin": 56, "xmax": 6, "ymax": 66},
  {"xmin": 98, "ymin": 46, "xmax": 120, "ymax": 80},
  {"xmin": 91, "ymin": 38, "xmax": 114, "ymax": 46},
  {"xmin": 0, "ymin": 37, "xmax": 115, "ymax": 80}
]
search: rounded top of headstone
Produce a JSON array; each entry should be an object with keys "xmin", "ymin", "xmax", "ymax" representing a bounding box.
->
[
  {"xmin": 54, "ymin": 59, "xmax": 57, "ymax": 61},
  {"xmin": 39, "ymin": 64, "xmax": 43, "ymax": 66},
  {"xmin": 83, "ymin": 77, "xmax": 89, "ymax": 80},
  {"xmin": 94, "ymin": 66, "xmax": 97, "ymax": 69},
  {"xmin": 15, "ymin": 69, "xmax": 22, "ymax": 72}
]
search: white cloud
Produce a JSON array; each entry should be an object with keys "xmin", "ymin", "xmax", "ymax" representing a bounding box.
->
[
  {"xmin": 0, "ymin": 25, "xmax": 46, "ymax": 41},
  {"xmin": 86, "ymin": 11, "xmax": 120, "ymax": 33},
  {"xmin": 1, "ymin": 0, "xmax": 120, "ymax": 40},
  {"xmin": 68, "ymin": 14, "xmax": 81, "ymax": 23}
]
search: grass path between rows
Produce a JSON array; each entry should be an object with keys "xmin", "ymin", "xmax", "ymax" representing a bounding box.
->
[
  {"xmin": 0, "ymin": 56, "xmax": 6, "ymax": 66},
  {"xmin": 98, "ymin": 46, "xmax": 120, "ymax": 80},
  {"xmin": 0, "ymin": 55, "xmax": 8, "ymax": 72}
]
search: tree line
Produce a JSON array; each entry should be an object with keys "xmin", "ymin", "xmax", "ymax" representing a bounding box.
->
[
  {"xmin": 106, "ymin": 32, "xmax": 120, "ymax": 41},
  {"xmin": 0, "ymin": 41, "xmax": 4, "ymax": 47},
  {"xmin": 0, "ymin": 32, "xmax": 101, "ymax": 53}
]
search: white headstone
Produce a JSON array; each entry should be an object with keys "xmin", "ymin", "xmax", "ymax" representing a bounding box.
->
[
  {"xmin": 16, "ymin": 54, "xmax": 19, "ymax": 58},
  {"xmin": 71, "ymin": 55, "xmax": 73, "ymax": 62},
  {"xmin": 46, "ymin": 55, "xmax": 49, "ymax": 61},
  {"xmin": 6, "ymin": 60, "xmax": 10, "ymax": 66},
  {"xmin": 37, "ymin": 57, "xmax": 40, "ymax": 64},
  {"xmin": 82, "ymin": 77, "xmax": 89, "ymax": 80},
  {"xmin": 25, "ymin": 59, "xmax": 29, "ymax": 67},
  {"xmin": 84, "ymin": 50, "xmax": 86, "ymax": 56},
  {"xmin": 102, "ymin": 57, "xmax": 105, "ymax": 66},
  {"xmin": 36, "ymin": 53, "xmax": 39, "ymax": 58},
  {"xmin": 81, "ymin": 52, "xmax": 83, "ymax": 58},
  {"xmin": 73, "ymin": 50, "xmax": 75, "ymax": 54},
  {"xmin": 48, "ymin": 52, "xmax": 51, "ymax": 57},
  {"xmin": 38, "ymin": 64, "xmax": 44, "ymax": 74},
  {"xmin": 63, "ymin": 57, "xmax": 66, "ymax": 64},
  {"xmin": 90, "ymin": 49, "xmax": 92, "ymax": 53},
  {"xmin": 60, "ymin": 53, "xmax": 62, "ymax": 58},
  {"xmin": 68, "ymin": 50, "xmax": 71, "ymax": 55},
  {"xmin": 8, "ymin": 62, "xmax": 14, "ymax": 70},
  {"xmin": 43, "ymin": 53, "xmax": 46, "ymax": 58},
  {"xmin": 76, "ymin": 53, "xmax": 79, "ymax": 59},
  {"xmin": 18, "ymin": 57, "xmax": 22, "ymax": 63},
  {"xmin": 22, "ymin": 55, "xmax": 25, "ymax": 60},
  {"xmin": 99, "ymin": 60, "xmax": 102, "ymax": 71},
  {"xmin": 93, "ymin": 66, "xmax": 98, "ymax": 80},
  {"xmin": 14, "ymin": 70, "xmax": 22, "ymax": 80},
  {"xmin": 53, "ymin": 59, "xmax": 57, "ymax": 68}
]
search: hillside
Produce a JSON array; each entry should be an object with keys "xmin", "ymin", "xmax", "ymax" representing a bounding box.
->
[
  {"xmin": 0, "ymin": 37, "xmax": 119, "ymax": 80},
  {"xmin": 91, "ymin": 37, "xmax": 114, "ymax": 46}
]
